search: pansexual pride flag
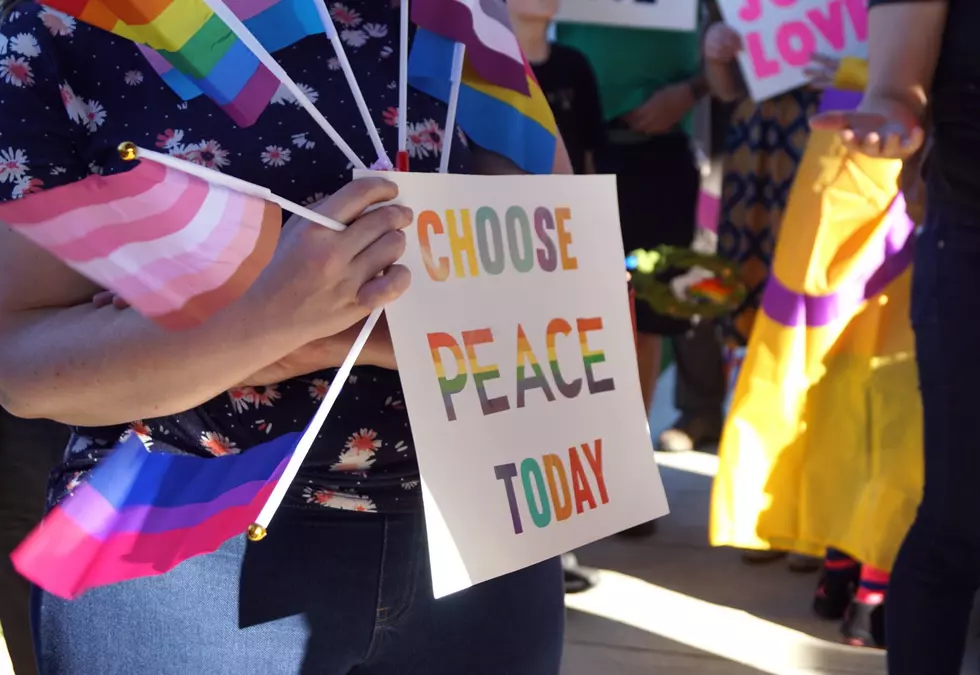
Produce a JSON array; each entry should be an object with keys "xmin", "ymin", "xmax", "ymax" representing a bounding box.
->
[
  {"xmin": 412, "ymin": 0, "xmax": 529, "ymax": 95},
  {"xmin": 0, "ymin": 160, "xmax": 281, "ymax": 330},
  {"xmin": 710, "ymin": 89, "xmax": 923, "ymax": 572},
  {"xmin": 409, "ymin": 28, "xmax": 557, "ymax": 174},
  {"xmin": 43, "ymin": 0, "xmax": 323, "ymax": 126},
  {"xmin": 12, "ymin": 431, "xmax": 299, "ymax": 600}
]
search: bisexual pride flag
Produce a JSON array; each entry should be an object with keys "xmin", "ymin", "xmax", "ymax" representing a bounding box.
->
[{"xmin": 12, "ymin": 431, "xmax": 299, "ymax": 599}]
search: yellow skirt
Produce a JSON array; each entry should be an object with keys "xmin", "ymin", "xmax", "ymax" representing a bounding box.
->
[{"xmin": 709, "ymin": 128, "xmax": 923, "ymax": 571}]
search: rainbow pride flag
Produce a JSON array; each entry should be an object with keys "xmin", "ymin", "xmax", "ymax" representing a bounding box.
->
[
  {"xmin": 408, "ymin": 28, "xmax": 557, "ymax": 174},
  {"xmin": 0, "ymin": 160, "xmax": 281, "ymax": 330},
  {"xmin": 710, "ymin": 89, "xmax": 923, "ymax": 571},
  {"xmin": 12, "ymin": 431, "xmax": 299, "ymax": 600},
  {"xmin": 43, "ymin": 0, "xmax": 323, "ymax": 126}
]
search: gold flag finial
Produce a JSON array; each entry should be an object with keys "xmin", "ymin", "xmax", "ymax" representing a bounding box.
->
[{"xmin": 117, "ymin": 142, "xmax": 138, "ymax": 161}]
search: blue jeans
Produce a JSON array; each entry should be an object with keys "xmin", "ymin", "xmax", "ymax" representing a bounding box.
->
[
  {"xmin": 0, "ymin": 410, "xmax": 67, "ymax": 675},
  {"xmin": 888, "ymin": 198, "xmax": 980, "ymax": 673},
  {"xmin": 35, "ymin": 509, "xmax": 564, "ymax": 674}
]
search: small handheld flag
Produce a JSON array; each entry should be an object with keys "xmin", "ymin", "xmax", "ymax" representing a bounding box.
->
[
  {"xmin": 411, "ymin": 0, "xmax": 529, "ymax": 95},
  {"xmin": 44, "ymin": 0, "xmax": 363, "ymax": 166},
  {"xmin": 128, "ymin": 0, "xmax": 326, "ymax": 127},
  {"xmin": 11, "ymin": 431, "xmax": 299, "ymax": 600},
  {"xmin": 0, "ymin": 158, "xmax": 280, "ymax": 330},
  {"xmin": 0, "ymin": 144, "xmax": 343, "ymax": 330},
  {"xmin": 409, "ymin": 28, "xmax": 557, "ymax": 174}
]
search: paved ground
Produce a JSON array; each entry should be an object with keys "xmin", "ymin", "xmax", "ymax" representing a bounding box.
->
[{"xmin": 559, "ymin": 366, "xmax": 887, "ymax": 675}]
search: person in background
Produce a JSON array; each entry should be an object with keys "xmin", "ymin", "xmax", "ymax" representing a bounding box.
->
[
  {"xmin": 556, "ymin": 15, "xmax": 706, "ymax": 537},
  {"xmin": 656, "ymin": 323, "xmax": 727, "ymax": 453},
  {"xmin": 508, "ymin": 0, "xmax": 603, "ymax": 175},
  {"xmin": 0, "ymin": 410, "xmax": 69, "ymax": 675},
  {"xmin": 508, "ymin": 0, "xmax": 604, "ymax": 593},
  {"xmin": 655, "ymin": 0, "xmax": 728, "ymax": 456},
  {"xmin": 701, "ymin": 13, "xmax": 822, "ymax": 573},
  {"xmin": 810, "ymin": 0, "xmax": 980, "ymax": 671}
]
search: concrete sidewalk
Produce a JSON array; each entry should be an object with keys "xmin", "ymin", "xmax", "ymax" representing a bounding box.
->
[
  {"xmin": 560, "ymin": 449, "xmax": 887, "ymax": 675},
  {"xmin": 560, "ymin": 366, "xmax": 887, "ymax": 675}
]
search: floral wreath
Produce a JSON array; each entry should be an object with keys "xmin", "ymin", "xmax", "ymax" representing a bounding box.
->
[{"xmin": 627, "ymin": 247, "xmax": 747, "ymax": 320}]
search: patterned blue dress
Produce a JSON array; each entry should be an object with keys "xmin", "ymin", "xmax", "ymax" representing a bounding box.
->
[{"xmin": 0, "ymin": 2, "xmax": 468, "ymax": 515}]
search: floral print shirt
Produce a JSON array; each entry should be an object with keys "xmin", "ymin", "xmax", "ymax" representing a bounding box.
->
[{"xmin": 0, "ymin": 2, "xmax": 469, "ymax": 513}]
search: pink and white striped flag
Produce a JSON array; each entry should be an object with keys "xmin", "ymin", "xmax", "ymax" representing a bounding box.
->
[{"xmin": 412, "ymin": 0, "xmax": 530, "ymax": 96}]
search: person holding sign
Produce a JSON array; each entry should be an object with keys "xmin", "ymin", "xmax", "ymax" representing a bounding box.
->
[
  {"xmin": 0, "ymin": 3, "xmax": 568, "ymax": 674},
  {"xmin": 703, "ymin": 7, "xmax": 823, "ymax": 571},
  {"xmin": 702, "ymin": 13, "xmax": 822, "ymax": 356},
  {"xmin": 809, "ymin": 1, "xmax": 980, "ymax": 672},
  {"xmin": 555, "ymin": 18, "xmax": 708, "ymax": 497}
]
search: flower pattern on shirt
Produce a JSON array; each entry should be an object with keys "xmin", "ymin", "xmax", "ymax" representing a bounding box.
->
[{"xmin": 1, "ymin": 2, "xmax": 471, "ymax": 515}]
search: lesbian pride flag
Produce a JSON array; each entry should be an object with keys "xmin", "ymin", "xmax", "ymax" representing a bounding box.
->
[
  {"xmin": 409, "ymin": 28, "xmax": 557, "ymax": 174},
  {"xmin": 0, "ymin": 160, "xmax": 281, "ymax": 330},
  {"xmin": 12, "ymin": 431, "xmax": 299, "ymax": 600},
  {"xmin": 43, "ymin": 0, "xmax": 323, "ymax": 126}
]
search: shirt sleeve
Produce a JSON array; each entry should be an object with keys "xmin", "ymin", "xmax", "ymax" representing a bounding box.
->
[{"xmin": 0, "ymin": 6, "xmax": 90, "ymax": 204}]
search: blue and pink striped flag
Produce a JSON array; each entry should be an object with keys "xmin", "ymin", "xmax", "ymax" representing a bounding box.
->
[{"xmin": 12, "ymin": 431, "xmax": 300, "ymax": 599}]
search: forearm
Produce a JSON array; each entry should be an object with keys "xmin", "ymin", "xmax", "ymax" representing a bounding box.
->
[
  {"xmin": 864, "ymin": 2, "xmax": 947, "ymax": 119},
  {"xmin": 657, "ymin": 80, "xmax": 701, "ymax": 128},
  {"xmin": 705, "ymin": 61, "xmax": 743, "ymax": 103},
  {"xmin": 0, "ymin": 298, "xmax": 304, "ymax": 426}
]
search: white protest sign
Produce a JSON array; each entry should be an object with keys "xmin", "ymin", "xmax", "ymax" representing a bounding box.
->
[
  {"xmin": 355, "ymin": 171, "xmax": 669, "ymax": 598},
  {"xmin": 716, "ymin": 0, "xmax": 868, "ymax": 102},
  {"xmin": 556, "ymin": 0, "xmax": 698, "ymax": 31}
]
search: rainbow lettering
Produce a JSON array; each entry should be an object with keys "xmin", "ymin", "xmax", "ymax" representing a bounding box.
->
[
  {"xmin": 428, "ymin": 332, "xmax": 467, "ymax": 422},
  {"xmin": 516, "ymin": 324, "xmax": 555, "ymax": 408},
  {"xmin": 546, "ymin": 319, "xmax": 582, "ymax": 399},
  {"xmin": 577, "ymin": 318, "xmax": 615, "ymax": 394},
  {"xmin": 534, "ymin": 207, "xmax": 558, "ymax": 272},
  {"xmin": 495, "ymin": 439, "xmax": 609, "ymax": 534},
  {"xmin": 419, "ymin": 210, "xmax": 450, "ymax": 282},
  {"xmin": 463, "ymin": 329, "xmax": 510, "ymax": 417},
  {"xmin": 446, "ymin": 209, "xmax": 480, "ymax": 279},
  {"xmin": 427, "ymin": 317, "xmax": 614, "ymax": 422},
  {"xmin": 417, "ymin": 205, "xmax": 577, "ymax": 281}
]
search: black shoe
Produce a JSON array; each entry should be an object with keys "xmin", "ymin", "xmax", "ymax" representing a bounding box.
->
[
  {"xmin": 813, "ymin": 566, "xmax": 860, "ymax": 620},
  {"xmin": 657, "ymin": 414, "xmax": 722, "ymax": 452},
  {"xmin": 741, "ymin": 550, "xmax": 786, "ymax": 564},
  {"xmin": 841, "ymin": 601, "xmax": 886, "ymax": 649},
  {"xmin": 787, "ymin": 553, "xmax": 822, "ymax": 574},
  {"xmin": 619, "ymin": 520, "xmax": 657, "ymax": 539},
  {"xmin": 617, "ymin": 519, "xmax": 658, "ymax": 538},
  {"xmin": 562, "ymin": 553, "xmax": 599, "ymax": 594}
]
